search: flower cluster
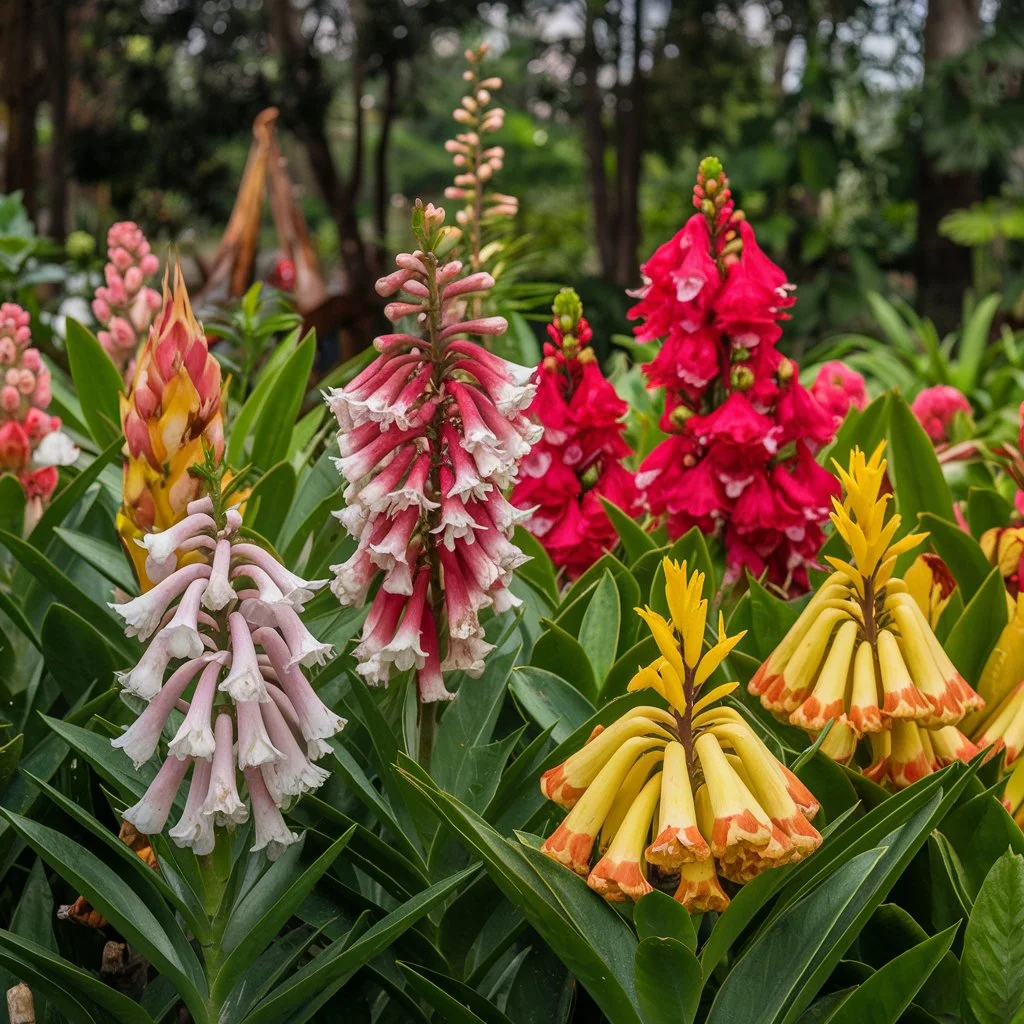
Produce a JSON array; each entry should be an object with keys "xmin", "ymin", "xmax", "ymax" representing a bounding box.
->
[
  {"xmin": 117, "ymin": 266, "xmax": 224, "ymax": 588},
  {"xmin": 444, "ymin": 43, "xmax": 518, "ymax": 280},
  {"xmin": 0, "ymin": 303, "xmax": 78, "ymax": 531},
  {"xmin": 540, "ymin": 558, "xmax": 821, "ymax": 910},
  {"xmin": 92, "ymin": 221, "xmax": 162, "ymax": 381},
  {"xmin": 511, "ymin": 289, "xmax": 639, "ymax": 577},
  {"xmin": 749, "ymin": 444, "xmax": 983, "ymax": 786},
  {"xmin": 911, "ymin": 385, "xmax": 972, "ymax": 445},
  {"xmin": 327, "ymin": 203, "xmax": 538, "ymax": 702},
  {"xmin": 109, "ymin": 484, "xmax": 343, "ymax": 860},
  {"xmin": 809, "ymin": 361, "xmax": 867, "ymax": 426},
  {"xmin": 630, "ymin": 158, "xmax": 839, "ymax": 593}
]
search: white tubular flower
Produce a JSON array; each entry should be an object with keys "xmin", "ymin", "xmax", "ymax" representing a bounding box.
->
[
  {"xmin": 168, "ymin": 758, "xmax": 215, "ymax": 856},
  {"xmin": 262, "ymin": 602, "xmax": 334, "ymax": 668},
  {"xmin": 123, "ymin": 754, "xmax": 191, "ymax": 835},
  {"xmin": 116, "ymin": 632, "xmax": 179, "ymax": 701},
  {"xmin": 220, "ymin": 612, "xmax": 269, "ymax": 703},
  {"xmin": 245, "ymin": 767, "xmax": 300, "ymax": 860},
  {"xmin": 112, "ymin": 657, "xmax": 210, "ymax": 767},
  {"xmin": 236, "ymin": 700, "xmax": 284, "ymax": 769},
  {"xmin": 202, "ymin": 537, "xmax": 235, "ymax": 612},
  {"xmin": 160, "ymin": 578, "xmax": 208, "ymax": 660},
  {"xmin": 230, "ymin": 543, "xmax": 328, "ymax": 606},
  {"xmin": 138, "ymin": 512, "xmax": 217, "ymax": 575},
  {"xmin": 260, "ymin": 698, "xmax": 330, "ymax": 806},
  {"xmin": 110, "ymin": 563, "xmax": 211, "ymax": 641},
  {"xmin": 201, "ymin": 714, "xmax": 249, "ymax": 827},
  {"xmin": 167, "ymin": 658, "xmax": 221, "ymax": 760}
]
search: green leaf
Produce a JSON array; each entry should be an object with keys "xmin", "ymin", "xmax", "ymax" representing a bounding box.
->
[
  {"xmin": 53, "ymin": 527, "xmax": 136, "ymax": 594},
  {"xmin": 748, "ymin": 577, "xmax": 807, "ymax": 662},
  {"xmin": 961, "ymin": 851, "xmax": 1024, "ymax": 1024},
  {"xmin": 531, "ymin": 622, "xmax": 596, "ymax": 699},
  {"xmin": 866, "ymin": 293, "xmax": 917, "ymax": 357},
  {"xmin": 64, "ymin": 318, "xmax": 123, "ymax": 446},
  {"xmin": 513, "ymin": 527, "xmax": 559, "ymax": 605},
  {"xmin": 213, "ymin": 830, "xmax": 354, "ymax": 1002},
  {"xmin": 244, "ymin": 867, "xmax": 477, "ymax": 1024},
  {"xmin": 398, "ymin": 963, "xmax": 510, "ymax": 1024},
  {"xmin": 578, "ymin": 571, "xmax": 620, "ymax": 687},
  {"xmin": 246, "ymin": 461, "xmax": 298, "ymax": 543},
  {"xmin": 599, "ymin": 498, "xmax": 656, "ymax": 564},
  {"xmin": 920, "ymin": 512, "xmax": 991, "ymax": 602},
  {"xmin": 0, "ymin": 529, "xmax": 132, "ymax": 657},
  {"xmin": 41, "ymin": 604, "xmax": 119, "ymax": 702},
  {"xmin": 0, "ymin": 474, "xmax": 25, "ymax": 537},
  {"xmin": 966, "ymin": 488, "xmax": 1011, "ymax": 539},
  {"xmin": 823, "ymin": 924, "xmax": 959, "ymax": 1024},
  {"xmin": 887, "ymin": 394, "xmax": 955, "ymax": 537},
  {"xmin": 0, "ymin": 929, "xmax": 154, "ymax": 1024},
  {"xmin": 0, "ymin": 811, "xmax": 206, "ymax": 1017},
  {"xmin": 249, "ymin": 332, "xmax": 316, "ymax": 470},
  {"xmin": 951, "ymin": 292, "xmax": 1001, "ymax": 393},
  {"xmin": 635, "ymin": 937, "xmax": 702, "ymax": 1024},
  {"xmin": 944, "ymin": 566, "xmax": 1008, "ymax": 688},
  {"xmin": 510, "ymin": 666, "xmax": 596, "ymax": 743},
  {"xmin": 822, "ymin": 393, "xmax": 891, "ymax": 473},
  {"xmin": 599, "ymin": 635, "xmax": 659, "ymax": 704},
  {"xmin": 634, "ymin": 890, "xmax": 697, "ymax": 951}
]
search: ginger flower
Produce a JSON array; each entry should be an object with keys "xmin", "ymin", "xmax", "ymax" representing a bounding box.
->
[
  {"xmin": 540, "ymin": 557, "xmax": 821, "ymax": 912},
  {"xmin": 117, "ymin": 265, "xmax": 224, "ymax": 588},
  {"xmin": 749, "ymin": 443, "xmax": 983, "ymax": 783}
]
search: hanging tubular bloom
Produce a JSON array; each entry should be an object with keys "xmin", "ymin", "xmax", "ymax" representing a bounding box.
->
[
  {"xmin": 444, "ymin": 43, "xmax": 518, "ymax": 284},
  {"xmin": 905, "ymin": 553, "xmax": 957, "ymax": 629},
  {"xmin": 539, "ymin": 558, "xmax": 821, "ymax": 910},
  {"xmin": 511, "ymin": 288, "xmax": 639, "ymax": 577},
  {"xmin": 92, "ymin": 221, "xmax": 162, "ymax": 381},
  {"xmin": 110, "ymin": 467, "xmax": 342, "ymax": 860},
  {"xmin": 630, "ymin": 157, "xmax": 839, "ymax": 594},
  {"xmin": 749, "ymin": 443, "xmax": 983, "ymax": 784},
  {"xmin": 117, "ymin": 265, "xmax": 224, "ymax": 588},
  {"xmin": 0, "ymin": 303, "xmax": 79, "ymax": 532},
  {"xmin": 327, "ymin": 202, "xmax": 538, "ymax": 701}
]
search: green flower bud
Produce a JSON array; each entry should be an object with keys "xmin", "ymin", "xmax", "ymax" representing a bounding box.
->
[
  {"xmin": 730, "ymin": 365, "xmax": 754, "ymax": 392},
  {"xmin": 65, "ymin": 230, "xmax": 95, "ymax": 260},
  {"xmin": 552, "ymin": 287, "xmax": 583, "ymax": 329}
]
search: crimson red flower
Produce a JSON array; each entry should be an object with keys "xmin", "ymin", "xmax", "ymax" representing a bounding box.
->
[
  {"xmin": 810, "ymin": 361, "xmax": 867, "ymax": 424},
  {"xmin": 512, "ymin": 289, "xmax": 640, "ymax": 577},
  {"xmin": 630, "ymin": 158, "xmax": 839, "ymax": 593},
  {"xmin": 911, "ymin": 385, "xmax": 971, "ymax": 444}
]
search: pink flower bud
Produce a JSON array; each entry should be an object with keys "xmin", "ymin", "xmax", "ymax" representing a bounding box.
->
[
  {"xmin": 141, "ymin": 253, "xmax": 159, "ymax": 276},
  {"xmin": 110, "ymin": 316, "xmax": 136, "ymax": 347},
  {"xmin": 0, "ymin": 339, "xmax": 15, "ymax": 364},
  {"xmin": 124, "ymin": 266, "xmax": 143, "ymax": 292},
  {"xmin": 111, "ymin": 246, "xmax": 134, "ymax": 271}
]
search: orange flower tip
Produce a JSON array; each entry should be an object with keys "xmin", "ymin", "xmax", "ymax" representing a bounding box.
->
[
  {"xmin": 889, "ymin": 754, "xmax": 932, "ymax": 788},
  {"xmin": 586, "ymin": 724, "xmax": 605, "ymax": 743},
  {"xmin": 674, "ymin": 867, "xmax": 730, "ymax": 913},
  {"xmin": 586, "ymin": 858, "xmax": 653, "ymax": 902},
  {"xmin": 539, "ymin": 765, "xmax": 584, "ymax": 808},
  {"xmin": 760, "ymin": 675, "xmax": 809, "ymax": 713},
  {"xmin": 781, "ymin": 766, "xmax": 819, "ymax": 816},
  {"xmin": 774, "ymin": 813, "xmax": 823, "ymax": 853},
  {"xmin": 749, "ymin": 664, "xmax": 778, "ymax": 696},
  {"xmin": 863, "ymin": 758, "xmax": 888, "ymax": 784},
  {"xmin": 645, "ymin": 826, "xmax": 710, "ymax": 869},
  {"xmin": 541, "ymin": 823, "xmax": 594, "ymax": 875},
  {"xmin": 843, "ymin": 706, "xmax": 884, "ymax": 736},
  {"xmin": 710, "ymin": 810, "xmax": 772, "ymax": 856},
  {"xmin": 790, "ymin": 696, "xmax": 844, "ymax": 732},
  {"xmin": 882, "ymin": 687, "xmax": 931, "ymax": 717}
]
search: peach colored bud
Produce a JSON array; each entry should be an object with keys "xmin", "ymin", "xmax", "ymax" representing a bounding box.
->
[
  {"xmin": 141, "ymin": 253, "xmax": 159, "ymax": 276},
  {"xmin": 124, "ymin": 266, "xmax": 143, "ymax": 292},
  {"xmin": 385, "ymin": 301, "xmax": 425, "ymax": 322},
  {"xmin": 486, "ymin": 204, "xmax": 518, "ymax": 218},
  {"xmin": 477, "ymin": 89, "xmax": 491, "ymax": 104},
  {"xmin": 17, "ymin": 371, "xmax": 35, "ymax": 395},
  {"xmin": 375, "ymin": 268, "xmax": 415, "ymax": 297},
  {"xmin": 444, "ymin": 187, "xmax": 469, "ymax": 199},
  {"xmin": 445, "ymin": 140, "xmax": 468, "ymax": 153},
  {"xmin": 453, "ymin": 109, "xmax": 473, "ymax": 124},
  {"xmin": 462, "ymin": 70, "xmax": 473, "ymax": 81},
  {"xmin": 0, "ymin": 339, "xmax": 14, "ymax": 364},
  {"xmin": 477, "ymin": 163, "xmax": 494, "ymax": 182},
  {"xmin": 454, "ymin": 173, "xmax": 477, "ymax": 187},
  {"xmin": 92, "ymin": 297, "xmax": 111, "ymax": 322},
  {"xmin": 461, "ymin": 96, "xmax": 477, "ymax": 112},
  {"xmin": 464, "ymin": 49, "xmax": 475, "ymax": 62},
  {"xmin": 478, "ymin": 42, "xmax": 490, "ymax": 56},
  {"xmin": 1, "ymin": 386, "xmax": 19, "ymax": 411},
  {"xmin": 480, "ymin": 77, "xmax": 502, "ymax": 89},
  {"xmin": 452, "ymin": 154, "xmax": 467, "ymax": 167},
  {"xmin": 463, "ymin": 132, "xmax": 480, "ymax": 146},
  {"xmin": 483, "ymin": 146, "xmax": 504, "ymax": 159},
  {"xmin": 455, "ymin": 209, "xmax": 470, "ymax": 226}
]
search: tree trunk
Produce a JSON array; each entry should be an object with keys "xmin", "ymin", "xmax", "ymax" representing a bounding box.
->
[
  {"xmin": 1, "ymin": 0, "xmax": 39, "ymax": 217},
  {"xmin": 45, "ymin": 0, "xmax": 70, "ymax": 240},
  {"xmin": 265, "ymin": 0, "xmax": 371, "ymax": 296},
  {"xmin": 916, "ymin": 0, "xmax": 982, "ymax": 332},
  {"xmin": 373, "ymin": 59, "xmax": 399, "ymax": 272},
  {"xmin": 613, "ymin": 0, "xmax": 644, "ymax": 287},
  {"xmin": 580, "ymin": 5, "xmax": 615, "ymax": 280}
]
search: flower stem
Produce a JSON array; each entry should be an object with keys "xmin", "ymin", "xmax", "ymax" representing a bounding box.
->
[{"xmin": 418, "ymin": 700, "xmax": 438, "ymax": 772}]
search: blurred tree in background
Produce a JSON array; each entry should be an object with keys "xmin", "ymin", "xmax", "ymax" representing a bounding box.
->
[{"xmin": 1, "ymin": 0, "xmax": 1023, "ymax": 344}]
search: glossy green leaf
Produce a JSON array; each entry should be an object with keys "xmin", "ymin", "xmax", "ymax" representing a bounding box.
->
[
  {"xmin": 530, "ymin": 621, "xmax": 596, "ymax": 699},
  {"xmin": 951, "ymin": 292, "xmax": 1001, "ymax": 393},
  {"xmin": 634, "ymin": 890, "xmax": 697, "ymax": 951},
  {"xmin": 510, "ymin": 665, "xmax": 596, "ymax": 743},
  {"xmin": 0, "ymin": 474, "xmax": 25, "ymax": 538},
  {"xmin": 823, "ymin": 923, "xmax": 958, "ymax": 1024},
  {"xmin": 966, "ymin": 487, "xmax": 1011, "ymax": 539},
  {"xmin": 599, "ymin": 497, "xmax": 656, "ymax": 564},
  {"xmin": 250, "ymin": 332, "xmax": 316, "ymax": 470},
  {"xmin": 53, "ymin": 526, "xmax": 136, "ymax": 594},
  {"xmin": 944, "ymin": 567, "xmax": 1008, "ymax": 687},
  {"xmin": 398, "ymin": 963, "xmax": 511, "ymax": 1024},
  {"xmin": 920, "ymin": 512, "xmax": 991, "ymax": 602},
  {"xmin": 513, "ymin": 526, "xmax": 559, "ymax": 605},
  {"xmin": 635, "ymin": 936, "xmax": 702, "ymax": 1024},
  {"xmin": 64, "ymin": 318, "xmax": 123, "ymax": 447},
  {"xmin": 246, "ymin": 461, "xmax": 298, "ymax": 543},
  {"xmin": 578, "ymin": 571, "xmax": 620, "ymax": 686},
  {"xmin": 887, "ymin": 393, "xmax": 954, "ymax": 536},
  {"xmin": 961, "ymin": 851, "xmax": 1024, "ymax": 1024},
  {"xmin": 41, "ymin": 603, "xmax": 119, "ymax": 702}
]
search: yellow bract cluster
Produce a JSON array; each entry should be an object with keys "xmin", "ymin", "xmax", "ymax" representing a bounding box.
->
[
  {"xmin": 539, "ymin": 558, "xmax": 822, "ymax": 912},
  {"xmin": 750, "ymin": 442, "xmax": 983, "ymax": 786}
]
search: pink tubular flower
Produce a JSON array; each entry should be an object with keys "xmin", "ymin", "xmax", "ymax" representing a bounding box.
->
[
  {"xmin": 630, "ymin": 158, "xmax": 839, "ymax": 594},
  {"xmin": 809, "ymin": 361, "xmax": 867, "ymax": 424},
  {"xmin": 0, "ymin": 303, "xmax": 78, "ymax": 532},
  {"xmin": 109, "ymin": 489, "xmax": 344, "ymax": 859},
  {"xmin": 911, "ymin": 385, "xmax": 972, "ymax": 445},
  {"xmin": 327, "ymin": 201, "xmax": 539, "ymax": 701},
  {"xmin": 511, "ymin": 288, "xmax": 640, "ymax": 578},
  {"xmin": 93, "ymin": 222, "xmax": 162, "ymax": 381}
]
